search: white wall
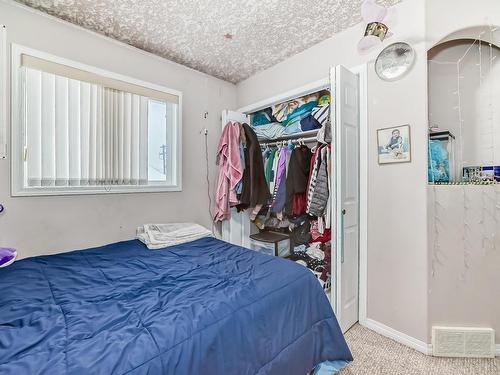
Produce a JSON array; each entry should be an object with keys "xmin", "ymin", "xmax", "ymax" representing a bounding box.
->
[
  {"xmin": 237, "ymin": 0, "xmax": 429, "ymax": 343},
  {"xmin": 426, "ymin": 0, "xmax": 500, "ymax": 51},
  {"xmin": 0, "ymin": 1, "xmax": 236, "ymax": 259},
  {"xmin": 428, "ymin": 185, "xmax": 500, "ymax": 343}
]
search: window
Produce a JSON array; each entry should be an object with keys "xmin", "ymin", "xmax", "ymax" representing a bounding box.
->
[{"xmin": 11, "ymin": 45, "xmax": 182, "ymax": 196}]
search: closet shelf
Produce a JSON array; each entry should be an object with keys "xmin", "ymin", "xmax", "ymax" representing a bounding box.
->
[{"xmin": 257, "ymin": 129, "xmax": 319, "ymax": 143}]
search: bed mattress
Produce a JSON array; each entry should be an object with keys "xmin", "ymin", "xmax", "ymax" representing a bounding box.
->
[{"xmin": 0, "ymin": 237, "xmax": 351, "ymax": 374}]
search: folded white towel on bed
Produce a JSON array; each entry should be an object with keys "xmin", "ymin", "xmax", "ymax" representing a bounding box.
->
[{"xmin": 136, "ymin": 223, "xmax": 213, "ymax": 249}]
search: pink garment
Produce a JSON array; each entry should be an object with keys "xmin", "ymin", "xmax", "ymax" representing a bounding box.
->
[{"xmin": 213, "ymin": 121, "xmax": 243, "ymax": 222}]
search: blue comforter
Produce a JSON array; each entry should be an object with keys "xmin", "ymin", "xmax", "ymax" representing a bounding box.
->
[{"xmin": 0, "ymin": 237, "xmax": 351, "ymax": 374}]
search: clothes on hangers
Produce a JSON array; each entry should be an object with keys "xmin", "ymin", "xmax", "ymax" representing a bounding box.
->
[
  {"xmin": 270, "ymin": 146, "xmax": 289, "ymax": 214},
  {"xmin": 307, "ymin": 145, "xmax": 330, "ymax": 217},
  {"xmin": 306, "ymin": 145, "xmax": 321, "ymax": 214},
  {"xmin": 213, "ymin": 121, "xmax": 244, "ymax": 222},
  {"xmin": 240, "ymin": 91, "xmax": 337, "ymax": 289},
  {"xmin": 264, "ymin": 147, "xmax": 276, "ymax": 185},
  {"xmin": 214, "ymin": 122, "xmax": 270, "ymax": 222},
  {"xmin": 236, "ymin": 123, "xmax": 270, "ymax": 218},
  {"xmin": 236, "ymin": 124, "xmax": 248, "ymax": 194},
  {"xmin": 285, "ymin": 145, "xmax": 312, "ymax": 216},
  {"xmin": 317, "ymin": 119, "xmax": 332, "ymax": 144},
  {"xmin": 269, "ymin": 147, "xmax": 280, "ymax": 194},
  {"xmin": 324, "ymin": 146, "xmax": 332, "ymax": 229}
]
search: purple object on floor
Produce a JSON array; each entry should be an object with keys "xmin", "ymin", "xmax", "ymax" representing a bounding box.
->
[{"xmin": 0, "ymin": 247, "xmax": 17, "ymax": 268}]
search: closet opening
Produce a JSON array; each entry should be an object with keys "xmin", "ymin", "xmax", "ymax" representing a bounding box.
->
[
  {"xmin": 249, "ymin": 87, "xmax": 333, "ymax": 296},
  {"xmin": 218, "ymin": 65, "xmax": 366, "ymax": 333}
]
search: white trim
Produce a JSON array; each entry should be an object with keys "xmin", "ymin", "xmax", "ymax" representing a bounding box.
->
[
  {"xmin": 0, "ymin": 25, "xmax": 5, "ymax": 159},
  {"xmin": 10, "ymin": 43, "xmax": 183, "ymax": 196},
  {"xmin": 332, "ymin": 65, "xmax": 341, "ymax": 323},
  {"xmin": 11, "ymin": 44, "xmax": 22, "ymax": 196},
  {"xmin": 11, "ymin": 184, "xmax": 182, "ymax": 197},
  {"xmin": 331, "ymin": 63, "xmax": 368, "ymax": 330},
  {"xmin": 361, "ymin": 318, "xmax": 433, "ymax": 355},
  {"xmin": 329, "ymin": 67, "xmax": 338, "ymax": 318},
  {"xmin": 352, "ymin": 63, "xmax": 368, "ymax": 324},
  {"xmin": 362, "ymin": 319, "xmax": 500, "ymax": 357},
  {"xmin": 237, "ymin": 77, "xmax": 329, "ymax": 114}
]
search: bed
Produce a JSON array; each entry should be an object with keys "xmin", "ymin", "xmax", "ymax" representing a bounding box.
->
[{"xmin": 0, "ymin": 237, "xmax": 352, "ymax": 374}]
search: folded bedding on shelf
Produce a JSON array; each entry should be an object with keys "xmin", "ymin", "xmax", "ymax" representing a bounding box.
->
[
  {"xmin": 136, "ymin": 223, "xmax": 212, "ymax": 249},
  {"xmin": 284, "ymin": 115, "xmax": 308, "ymax": 134},
  {"xmin": 252, "ymin": 108, "xmax": 277, "ymax": 126},
  {"xmin": 251, "ymin": 92, "xmax": 332, "ymax": 136},
  {"xmin": 272, "ymin": 93, "xmax": 319, "ymax": 123},
  {"xmin": 283, "ymin": 100, "xmax": 318, "ymax": 126},
  {"xmin": 253, "ymin": 122, "xmax": 286, "ymax": 139},
  {"xmin": 312, "ymin": 103, "xmax": 330, "ymax": 126},
  {"xmin": 300, "ymin": 114, "xmax": 322, "ymax": 131}
]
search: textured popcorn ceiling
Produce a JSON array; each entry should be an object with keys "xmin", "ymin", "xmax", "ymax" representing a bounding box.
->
[{"xmin": 16, "ymin": 0, "xmax": 400, "ymax": 83}]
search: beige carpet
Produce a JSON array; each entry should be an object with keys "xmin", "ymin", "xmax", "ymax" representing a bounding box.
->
[{"xmin": 338, "ymin": 324, "xmax": 500, "ymax": 375}]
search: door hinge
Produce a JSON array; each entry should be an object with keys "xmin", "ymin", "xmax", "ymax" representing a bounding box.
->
[{"xmin": 23, "ymin": 147, "xmax": 28, "ymax": 161}]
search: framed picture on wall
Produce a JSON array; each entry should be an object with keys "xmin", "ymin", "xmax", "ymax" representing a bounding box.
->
[{"xmin": 377, "ymin": 124, "xmax": 411, "ymax": 164}]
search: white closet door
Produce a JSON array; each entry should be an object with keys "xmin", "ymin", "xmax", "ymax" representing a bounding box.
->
[
  {"xmin": 220, "ymin": 110, "xmax": 251, "ymax": 248},
  {"xmin": 332, "ymin": 65, "xmax": 360, "ymax": 333}
]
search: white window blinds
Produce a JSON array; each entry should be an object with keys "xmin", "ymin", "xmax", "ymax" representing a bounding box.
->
[
  {"xmin": 24, "ymin": 68, "xmax": 150, "ymax": 187},
  {"xmin": 11, "ymin": 44, "xmax": 182, "ymax": 195},
  {"xmin": 12, "ymin": 45, "xmax": 181, "ymax": 196},
  {"xmin": 21, "ymin": 54, "xmax": 179, "ymax": 104}
]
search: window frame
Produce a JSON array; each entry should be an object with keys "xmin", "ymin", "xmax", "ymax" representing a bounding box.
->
[
  {"xmin": 0, "ymin": 26, "xmax": 6, "ymax": 159},
  {"xmin": 11, "ymin": 44, "xmax": 183, "ymax": 196}
]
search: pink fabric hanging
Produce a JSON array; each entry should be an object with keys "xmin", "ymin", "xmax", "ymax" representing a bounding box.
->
[{"xmin": 213, "ymin": 121, "xmax": 243, "ymax": 222}]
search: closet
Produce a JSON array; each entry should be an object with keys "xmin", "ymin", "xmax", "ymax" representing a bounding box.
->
[{"xmin": 218, "ymin": 65, "xmax": 361, "ymax": 333}]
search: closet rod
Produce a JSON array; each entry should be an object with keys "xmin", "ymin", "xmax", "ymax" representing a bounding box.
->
[{"xmin": 260, "ymin": 136, "xmax": 318, "ymax": 147}]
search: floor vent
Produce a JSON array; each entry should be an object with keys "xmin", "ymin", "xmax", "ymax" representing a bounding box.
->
[{"xmin": 432, "ymin": 326, "xmax": 495, "ymax": 358}]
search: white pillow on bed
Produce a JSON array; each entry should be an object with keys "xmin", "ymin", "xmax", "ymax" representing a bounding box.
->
[{"xmin": 136, "ymin": 223, "xmax": 213, "ymax": 249}]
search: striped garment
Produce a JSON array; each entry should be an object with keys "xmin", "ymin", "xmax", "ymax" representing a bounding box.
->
[
  {"xmin": 306, "ymin": 147, "xmax": 322, "ymax": 213},
  {"xmin": 311, "ymin": 103, "xmax": 330, "ymax": 126}
]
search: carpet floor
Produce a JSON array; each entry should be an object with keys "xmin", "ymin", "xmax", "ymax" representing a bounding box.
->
[{"xmin": 338, "ymin": 324, "xmax": 500, "ymax": 375}]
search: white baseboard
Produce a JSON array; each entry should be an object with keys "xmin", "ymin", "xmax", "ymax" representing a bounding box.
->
[
  {"xmin": 360, "ymin": 318, "xmax": 432, "ymax": 355},
  {"xmin": 360, "ymin": 318, "xmax": 500, "ymax": 358}
]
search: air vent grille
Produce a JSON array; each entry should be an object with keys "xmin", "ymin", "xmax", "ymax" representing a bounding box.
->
[{"xmin": 432, "ymin": 326, "xmax": 495, "ymax": 358}]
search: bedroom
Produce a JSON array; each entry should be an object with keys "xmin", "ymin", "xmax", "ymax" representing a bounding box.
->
[{"xmin": 0, "ymin": 0, "xmax": 499, "ymax": 374}]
